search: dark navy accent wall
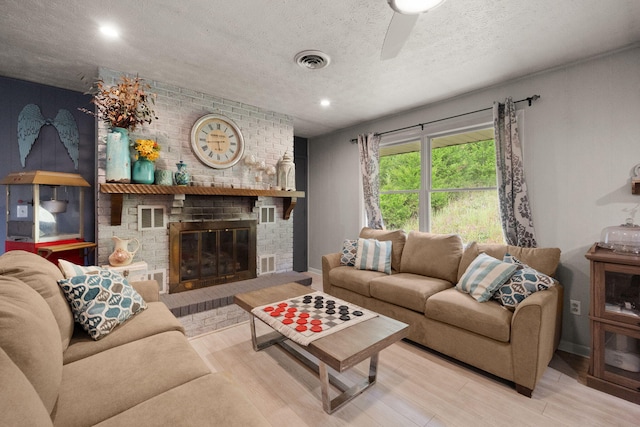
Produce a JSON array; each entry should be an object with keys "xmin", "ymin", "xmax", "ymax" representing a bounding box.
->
[
  {"xmin": 293, "ymin": 136, "xmax": 308, "ymax": 272},
  {"xmin": 0, "ymin": 76, "xmax": 96, "ymax": 254}
]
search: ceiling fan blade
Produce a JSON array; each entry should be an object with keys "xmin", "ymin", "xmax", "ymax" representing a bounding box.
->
[{"xmin": 381, "ymin": 12, "xmax": 419, "ymax": 60}]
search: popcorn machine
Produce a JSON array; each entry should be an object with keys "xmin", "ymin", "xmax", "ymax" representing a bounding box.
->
[{"xmin": 2, "ymin": 170, "xmax": 95, "ymax": 264}]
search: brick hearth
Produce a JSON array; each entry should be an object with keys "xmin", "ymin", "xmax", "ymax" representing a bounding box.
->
[{"xmin": 162, "ymin": 271, "xmax": 312, "ymax": 337}]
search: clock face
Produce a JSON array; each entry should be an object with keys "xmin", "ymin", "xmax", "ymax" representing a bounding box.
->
[{"xmin": 190, "ymin": 114, "xmax": 245, "ymax": 169}]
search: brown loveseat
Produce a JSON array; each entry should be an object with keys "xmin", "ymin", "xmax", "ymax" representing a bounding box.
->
[
  {"xmin": 322, "ymin": 228, "xmax": 563, "ymax": 397},
  {"xmin": 0, "ymin": 250, "xmax": 268, "ymax": 427}
]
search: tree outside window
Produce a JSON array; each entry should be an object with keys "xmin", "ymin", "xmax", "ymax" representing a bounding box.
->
[{"xmin": 379, "ymin": 128, "xmax": 504, "ymax": 243}]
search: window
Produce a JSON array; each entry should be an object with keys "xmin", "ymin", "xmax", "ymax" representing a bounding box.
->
[{"xmin": 379, "ymin": 126, "xmax": 503, "ymax": 243}]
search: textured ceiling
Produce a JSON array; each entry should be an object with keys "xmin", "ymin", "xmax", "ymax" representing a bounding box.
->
[{"xmin": 1, "ymin": 0, "xmax": 639, "ymax": 138}]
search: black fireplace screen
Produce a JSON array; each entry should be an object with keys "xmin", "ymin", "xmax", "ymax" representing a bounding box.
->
[{"xmin": 169, "ymin": 220, "xmax": 256, "ymax": 293}]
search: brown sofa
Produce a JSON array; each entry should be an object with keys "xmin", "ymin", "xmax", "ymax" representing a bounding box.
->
[
  {"xmin": 322, "ymin": 228, "xmax": 563, "ymax": 397},
  {"xmin": 0, "ymin": 250, "xmax": 268, "ymax": 427}
]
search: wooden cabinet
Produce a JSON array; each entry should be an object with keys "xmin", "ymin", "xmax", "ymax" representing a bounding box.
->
[{"xmin": 585, "ymin": 244, "xmax": 640, "ymax": 404}]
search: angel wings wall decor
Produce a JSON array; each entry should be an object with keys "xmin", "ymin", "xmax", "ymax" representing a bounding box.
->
[{"xmin": 17, "ymin": 104, "xmax": 79, "ymax": 169}]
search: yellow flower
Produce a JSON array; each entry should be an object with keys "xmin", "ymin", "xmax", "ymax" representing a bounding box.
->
[{"xmin": 134, "ymin": 139, "xmax": 160, "ymax": 162}]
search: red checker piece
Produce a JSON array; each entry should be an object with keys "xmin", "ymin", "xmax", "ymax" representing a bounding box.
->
[
  {"xmin": 263, "ymin": 306, "xmax": 274, "ymax": 312},
  {"xmin": 287, "ymin": 307, "xmax": 297, "ymax": 313},
  {"xmin": 296, "ymin": 318, "xmax": 307, "ymax": 324},
  {"xmin": 282, "ymin": 318, "xmax": 293, "ymax": 325},
  {"xmin": 284, "ymin": 312, "xmax": 296, "ymax": 318},
  {"xmin": 277, "ymin": 302, "xmax": 288, "ymax": 308},
  {"xmin": 270, "ymin": 311, "xmax": 281, "ymax": 317},
  {"xmin": 296, "ymin": 325, "xmax": 307, "ymax": 332},
  {"xmin": 311, "ymin": 325, "xmax": 323, "ymax": 333},
  {"xmin": 299, "ymin": 312, "xmax": 310, "ymax": 318},
  {"xmin": 310, "ymin": 319, "xmax": 322, "ymax": 325}
]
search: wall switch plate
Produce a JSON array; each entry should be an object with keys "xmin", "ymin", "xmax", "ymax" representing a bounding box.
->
[
  {"xmin": 16, "ymin": 205, "xmax": 28, "ymax": 218},
  {"xmin": 570, "ymin": 299, "xmax": 581, "ymax": 315}
]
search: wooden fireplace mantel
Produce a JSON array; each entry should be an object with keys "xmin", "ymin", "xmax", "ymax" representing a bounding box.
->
[{"xmin": 99, "ymin": 183, "xmax": 305, "ymax": 226}]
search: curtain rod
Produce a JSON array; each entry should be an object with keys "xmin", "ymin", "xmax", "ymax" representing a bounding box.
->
[{"xmin": 350, "ymin": 95, "xmax": 540, "ymax": 143}]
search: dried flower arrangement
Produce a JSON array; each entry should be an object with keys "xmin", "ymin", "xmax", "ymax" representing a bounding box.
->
[
  {"xmin": 81, "ymin": 75, "xmax": 157, "ymax": 131},
  {"xmin": 134, "ymin": 139, "xmax": 160, "ymax": 161}
]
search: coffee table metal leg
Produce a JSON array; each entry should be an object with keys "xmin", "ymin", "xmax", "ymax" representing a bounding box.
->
[
  {"xmin": 319, "ymin": 353, "xmax": 379, "ymax": 414},
  {"xmin": 249, "ymin": 314, "xmax": 287, "ymax": 351}
]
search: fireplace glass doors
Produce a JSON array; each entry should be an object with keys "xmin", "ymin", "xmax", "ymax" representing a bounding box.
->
[{"xmin": 169, "ymin": 220, "xmax": 256, "ymax": 293}]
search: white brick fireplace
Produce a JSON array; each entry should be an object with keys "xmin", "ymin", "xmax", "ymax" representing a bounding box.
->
[{"xmin": 95, "ymin": 68, "xmax": 295, "ymax": 287}]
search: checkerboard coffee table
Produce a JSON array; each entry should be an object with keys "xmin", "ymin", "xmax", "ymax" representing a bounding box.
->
[{"xmin": 234, "ymin": 282, "xmax": 408, "ymax": 414}]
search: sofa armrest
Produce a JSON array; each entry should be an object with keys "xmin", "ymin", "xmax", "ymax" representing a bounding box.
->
[
  {"xmin": 321, "ymin": 253, "xmax": 342, "ymax": 293},
  {"xmin": 130, "ymin": 280, "xmax": 160, "ymax": 303},
  {"xmin": 510, "ymin": 284, "xmax": 563, "ymax": 395}
]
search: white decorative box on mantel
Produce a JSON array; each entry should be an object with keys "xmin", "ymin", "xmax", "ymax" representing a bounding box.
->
[{"xmin": 102, "ymin": 261, "xmax": 148, "ymax": 283}]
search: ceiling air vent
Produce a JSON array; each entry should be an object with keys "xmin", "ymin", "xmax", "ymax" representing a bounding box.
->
[{"xmin": 295, "ymin": 50, "xmax": 331, "ymax": 70}]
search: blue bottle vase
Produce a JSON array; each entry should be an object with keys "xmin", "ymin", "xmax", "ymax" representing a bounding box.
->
[
  {"xmin": 132, "ymin": 157, "xmax": 155, "ymax": 184},
  {"xmin": 106, "ymin": 127, "xmax": 131, "ymax": 183},
  {"xmin": 174, "ymin": 161, "xmax": 190, "ymax": 186}
]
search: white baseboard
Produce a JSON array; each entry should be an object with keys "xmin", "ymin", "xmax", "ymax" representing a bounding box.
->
[
  {"xmin": 558, "ymin": 340, "xmax": 590, "ymax": 358},
  {"xmin": 307, "ymin": 267, "xmax": 322, "ymax": 275}
]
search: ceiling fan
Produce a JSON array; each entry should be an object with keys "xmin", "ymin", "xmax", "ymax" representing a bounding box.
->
[{"xmin": 381, "ymin": 0, "xmax": 447, "ymax": 60}]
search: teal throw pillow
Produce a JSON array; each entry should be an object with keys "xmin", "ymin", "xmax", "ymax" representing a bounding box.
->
[
  {"xmin": 354, "ymin": 238, "xmax": 392, "ymax": 274},
  {"xmin": 456, "ymin": 253, "xmax": 518, "ymax": 302},
  {"xmin": 57, "ymin": 270, "xmax": 147, "ymax": 340},
  {"xmin": 493, "ymin": 253, "xmax": 556, "ymax": 309}
]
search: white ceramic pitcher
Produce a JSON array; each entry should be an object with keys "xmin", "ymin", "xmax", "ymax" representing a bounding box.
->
[{"xmin": 108, "ymin": 237, "xmax": 140, "ymax": 267}]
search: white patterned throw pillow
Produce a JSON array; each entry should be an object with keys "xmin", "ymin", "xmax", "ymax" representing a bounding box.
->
[
  {"xmin": 493, "ymin": 253, "xmax": 556, "ymax": 309},
  {"xmin": 340, "ymin": 239, "xmax": 358, "ymax": 266},
  {"xmin": 354, "ymin": 238, "xmax": 392, "ymax": 274},
  {"xmin": 457, "ymin": 253, "xmax": 518, "ymax": 302},
  {"xmin": 57, "ymin": 270, "xmax": 147, "ymax": 340},
  {"xmin": 58, "ymin": 259, "xmax": 103, "ymax": 278}
]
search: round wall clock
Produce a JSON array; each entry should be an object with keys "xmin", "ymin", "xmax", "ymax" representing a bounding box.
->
[{"xmin": 190, "ymin": 114, "xmax": 245, "ymax": 169}]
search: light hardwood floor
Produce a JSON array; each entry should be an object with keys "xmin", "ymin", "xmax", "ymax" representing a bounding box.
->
[{"xmin": 189, "ymin": 274, "xmax": 640, "ymax": 426}]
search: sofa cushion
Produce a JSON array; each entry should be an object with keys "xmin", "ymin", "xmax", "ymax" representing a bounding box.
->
[
  {"xmin": 354, "ymin": 238, "xmax": 392, "ymax": 274},
  {"xmin": 63, "ymin": 301, "xmax": 185, "ymax": 364},
  {"xmin": 93, "ymin": 373, "xmax": 269, "ymax": 427},
  {"xmin": 340, "ymin": 239, "xmax": 358, "ymax": 266},
  {"xmin": 400, "ymin": 231, "xmax": 463, "ymax": 283},
  {"xmin": 0, "ymin": 275, "xmax": 63, "ymax": 415},
  {"xmin": 328, "ymin": 265, "xmax": 387, "ymax": 297},
  {"xmin": 457, "ymin": 253, "xmax": 519, "ymax": 302},
  {"xmin": 370, "ymin": 273, "xmax": 453, "ymax": 313},
  {"xmin": 426, "ymin": 287, "xmax": 513, "ymax": 342},
  {"xmin": 493, "ymin": 254, "xmax": 557, "ymax": 309},
  {"xmin": 0, "ymin": 347, "xmax": 54, "ymax": 427},
  {"xmin": 0, "ymin": 250, "xmax": 74, "ymax": 350},
  {"xmin": 57, "ymin": 270, "xmax": 147, "ymax": 340},
  {"xmin": 457, "ymin": 242, "xmax": 561, "ymax": 282},
  {"xmin": 359, "ymin": 227, "xmax": 407, "ymax": 272},
  {"xmin": 53, "ymin": 331, "xmax": 211, "ymax": 427}
]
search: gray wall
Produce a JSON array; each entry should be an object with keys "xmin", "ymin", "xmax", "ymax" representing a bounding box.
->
[{"xmin": 308, "ymin": 46, "xmax": 640, "ymax": 356}]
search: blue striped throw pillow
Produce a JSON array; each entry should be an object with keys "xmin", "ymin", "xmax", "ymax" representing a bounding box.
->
[
  {"xmin": 354, "ymin": 238, "xmax": 392, "ymax": 274},
  {"xmin": 456, "ymin": 253, "xmax": 518, "ymax": 302}
]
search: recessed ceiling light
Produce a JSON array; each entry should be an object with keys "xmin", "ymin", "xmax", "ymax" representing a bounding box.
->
[
  {"xmin": 320, "ymin": 99, "xmax": 331, "ymax": 107},
  {"xmin": 99, "ymin": 24, "xmax": 119, "ymax": 39}
]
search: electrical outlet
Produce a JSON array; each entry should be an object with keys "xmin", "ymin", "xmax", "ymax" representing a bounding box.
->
[
  {"xmin": 570, "ymin": 299, "xmax": 581, "ymax": 315},
  {"xmin": 16, "ymin": 205, "xmax": 28, "ymax": 218}
]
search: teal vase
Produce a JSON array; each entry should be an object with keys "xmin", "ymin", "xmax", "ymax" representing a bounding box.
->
[
  {"xmin": 132, "ymin": 157, "xmax": 155, "ymax": 184},
  {"xmin": 106, "ymin": 127, "xmax": 131, "ymax": 183},
  {"xmin": 174, "ymin": 161, "xmax": 190, "ymax": 186}
]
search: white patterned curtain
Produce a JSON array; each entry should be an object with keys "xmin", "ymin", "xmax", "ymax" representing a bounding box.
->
[
  {"xmin": 357, "ymin": 133, "xmax": 385, "ymax": 229},
  {"xmin": 493, "ymin": 98, "xmax": 537, "ymax": 247}
]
